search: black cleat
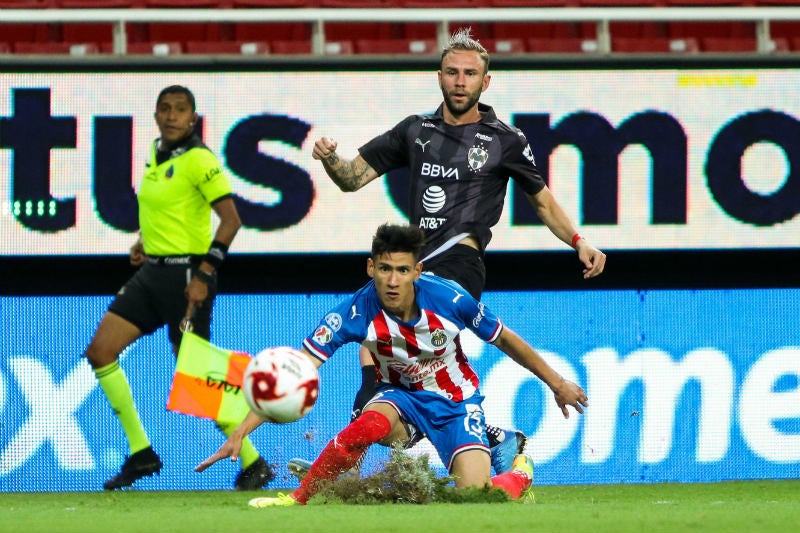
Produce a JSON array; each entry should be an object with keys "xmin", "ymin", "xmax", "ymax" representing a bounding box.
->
[
  {"xmin": 234, "ymin": 457, "xmax": 275, "ymax": 491},
  {"xmin": 104, "ymin": 446, "xmax": 163, "ymax": 490}
]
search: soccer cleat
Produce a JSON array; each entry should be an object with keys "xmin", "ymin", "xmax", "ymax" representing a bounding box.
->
[
  {"xmin": 287, "ymin": 457, "xmax": 360, "ymax": 483},
  {"xmin": 234, "ymin": 457, "xmax": 276, "ymax": 491},
  {"xmin": 490, "ymin": 429, "xmax": 528, "ymax": 474},
  {"xmin": 287, "ymin": 457, "xmax": 313, "ymax": 482},
  {"xmin": 103, "ymin": 446, "xmax": 163, "ymax": 490},
  {"xmin": 248, "ymin": 493, "xmax": 300, "ymax": 508},
  {"xmin": 510, "ymin": 453, "xmax": 536, "ymax": 503}
]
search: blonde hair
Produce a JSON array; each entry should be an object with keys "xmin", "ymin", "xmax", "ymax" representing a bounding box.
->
[{"xmin": 441, "ymin": 27, "xmax": 490, "ymax": 73}]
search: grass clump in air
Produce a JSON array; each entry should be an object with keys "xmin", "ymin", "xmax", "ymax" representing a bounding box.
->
[{"xmin": 311, "ymin": 449, "xmax": 510, "ymax": 505}]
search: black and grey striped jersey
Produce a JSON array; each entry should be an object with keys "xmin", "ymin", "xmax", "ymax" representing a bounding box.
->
[{"xmin": 359, "ymin": 102, "xmax": 545, "ymax": 260}]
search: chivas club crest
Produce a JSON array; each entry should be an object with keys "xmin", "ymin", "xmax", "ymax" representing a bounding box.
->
[
  {"xmin": 430, "ymin": 328, "xmax": 448, "ymax": 348},
  {"xmin": 467, "ymin": 146, "xmax": 489, "ymax": 171}
]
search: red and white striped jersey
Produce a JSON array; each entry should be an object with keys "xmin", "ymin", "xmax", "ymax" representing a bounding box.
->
[{"xmin": 303, "ymin": 273, "xmax": 503, "ymax": 402}]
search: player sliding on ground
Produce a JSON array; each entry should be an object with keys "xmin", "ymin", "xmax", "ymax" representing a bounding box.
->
[{"xmin": 196, "ymin": 224, "xmax": 589, "ymax": 505}]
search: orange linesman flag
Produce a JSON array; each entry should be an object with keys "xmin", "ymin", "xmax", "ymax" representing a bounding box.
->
[{"xmin": 167, "ymin": 331, "xmax": 252, "ymax": 423}]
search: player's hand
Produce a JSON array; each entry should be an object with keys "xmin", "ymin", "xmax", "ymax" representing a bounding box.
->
[
  {"xmin": 312, "ymin": 136, "xmax": 338, "ymax": 161},
  {"xmin": 130, "ymin": 239, "xmax": 146, "ymax": 267},
  {"xmin": 551, "ymin": 377, "xmax": 589, "ymax": 418},
  {"xmin": 195, "ymin": 438, "xmax": 243, "ymax": 472},
  {"xmin": 576, "ymin": 240, "xmax": 606, "ymax": 279}
]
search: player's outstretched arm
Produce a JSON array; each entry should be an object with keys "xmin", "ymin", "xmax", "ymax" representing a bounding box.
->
[
  {"xmin": 311, "ymin": 136, "xmax": 380, "ymax": 192},
  {"xmin": 195, "ymin": 411, "xmax": 265, "ymax": 472},
  {"xmin": 493, "ymin": 327, "xmax": 589, "ymax": 418},
  {"xmin": 527, "ymin": 187, "xmax": 606, "ymax": 279}
]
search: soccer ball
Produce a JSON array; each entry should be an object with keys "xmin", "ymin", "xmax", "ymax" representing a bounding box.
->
[{"xmin": 242, "ymin": 346, "xmax": 319, "ymax": 423}]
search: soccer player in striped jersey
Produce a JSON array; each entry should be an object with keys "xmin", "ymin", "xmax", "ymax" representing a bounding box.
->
[{"xmin": 196, "ymin": 223, "xmax": 588, "ymax": 506}]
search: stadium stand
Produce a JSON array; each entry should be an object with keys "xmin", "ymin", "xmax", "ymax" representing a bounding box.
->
[{"xmin": 0, "ymin": 2, "xmax": 799, "ymax": 56}]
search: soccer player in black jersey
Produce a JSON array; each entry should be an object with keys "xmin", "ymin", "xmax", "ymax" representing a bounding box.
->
[{"xmin": 291, "ymin": 27, "xmax": 606, "ymax": 480}]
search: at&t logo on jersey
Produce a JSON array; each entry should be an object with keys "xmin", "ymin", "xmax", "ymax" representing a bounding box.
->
[
  {"xmin": 420, "ymin": 185, "xmax": 448, "ymax": 229},
  {"xmin": 422, "ymin": 186, "xmax": 446, "ymax": 213}
]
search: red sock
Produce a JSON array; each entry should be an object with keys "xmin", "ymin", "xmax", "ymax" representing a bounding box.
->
[
  {"xmin": 490, "ymin": 470, "xmax": 531, "ymax": 500},
  {"xmin": 291, "ymin": 410, "xmax": 391, "ymax": 504}
]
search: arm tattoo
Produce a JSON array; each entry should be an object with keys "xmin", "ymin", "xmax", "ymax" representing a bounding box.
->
[{"xmin": 323, "ymin": 154, "xmax": 372, "ymax": 192}]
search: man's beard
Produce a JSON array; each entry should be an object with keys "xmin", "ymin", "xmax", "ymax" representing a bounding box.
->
[{"xmin": 441, "ymin": 87, "xmax": 481, "ymax": 118}]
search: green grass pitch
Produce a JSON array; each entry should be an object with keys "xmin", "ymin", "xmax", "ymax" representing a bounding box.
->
[{"xmin": 2, "ymin": 481, "xmax": 798, "ymax": 533}]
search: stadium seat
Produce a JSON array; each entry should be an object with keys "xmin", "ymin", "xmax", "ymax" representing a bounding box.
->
[
  {"xmin": 185, "ymin": 40, "xmax": 270, "ymax": 54},
  {"xmin": 0, "ymin": 24, "xmax": 49, "ymax": 48},
  {"xmin": 234, "ymin": 22, "xmax": 311, "ymax": 42},
  {"xmin": 320, "ymin": 0, "xmax": 400, "ymax": 5},
  {"xmin": 325, "ymin": 22, "xmax": 399, "ymax": 41},
  {"xmin": 270, "ymin": 40, "xmax": 312, "ymax": 54},
  {"xmin": 126, "ymin": 41, "xmax": 183, "ymax": 55},
  {"xmin": 491, "ymin": 0, "xmax": 579, "ymax": 5},
  {"xmin": 145, "ymin": 22, "xmax": 222, "ymax": 44},
  {"xmin": 578, "ymin": 0, "xmax": 665, "ymax": 5},
  {"xmin": 613, "ymin": 37, "xmax": 699, "ymax": 52},
  {"xmin": 57, "ymin": 0, "xmax": 135, "ymax": 5},
  {"xmin": 354, "ymin": 38, "xmax": 436, "ymax": 54},
  {"xmin": 700, "ymin": 37, "xmax": 757, "ymax": 52},
  {"xmin": 482, "ymin": 38, "xmax": 526, "ymax": 54},
  {"xmin": 493, "ymin": 19, "xmax": 595, "ymax": 42},
  {"xmin": 0, "ymin": 43, "xmax": 11, "ymax": 54},
  {"xmin": 323, "ymin": 40, "xmax": 354, "ymax": 54},
  {"xmin": 527, "ymin": 37, "xmax": 597, "ymax": 53},
  {"xmin": 14, "ymin": 41, "xmax": 100, "ymax": 55},
  {"xmin": 769, "ymin": 21, "xmax": 800, "ymax": 44},
  {"xmin": 0, "ymin": 0, "xmax": 53, "ymax": 6},
  {"xmin": 231, "ymin": 0, "xmax": 310, "ymax": 5},
  {"xmin": 143, "ymin": 0, "xmax": 225, "ymax": 6},
  {"xmin": 62, "ymin": 23, "xmax": 114, "ymax": 47},
  {"xmin": 401, "ymin": 0, "xmax": 492, "ymax": 6},
  {"xmin": 665, "ymin": 0, "xmax": 749, "ymax": 4}
]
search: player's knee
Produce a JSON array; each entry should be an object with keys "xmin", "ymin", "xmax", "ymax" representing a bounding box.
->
[{"xmin": 338, "ymin": 410, "xmax": 392, "ymax": 450}]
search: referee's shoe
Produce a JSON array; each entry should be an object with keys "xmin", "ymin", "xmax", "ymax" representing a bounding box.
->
[
  {"xmin": 103, "ymin": 447, "xmax": 163, "ymax": 490},
  {"xmin": 234, "ymin": 457, "xmax": 275, "ymax": 491}
]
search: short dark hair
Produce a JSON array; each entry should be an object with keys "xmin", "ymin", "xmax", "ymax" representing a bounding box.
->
[
  {"xmin": 156, "ymin": 85, "xmax": 196, "ymax": 111},
  {"xmin": 371, "ymin": 223, "xmax": 425, "ymax": 262}
]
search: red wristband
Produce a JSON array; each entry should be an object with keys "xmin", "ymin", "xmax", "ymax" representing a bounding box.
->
[{"xmin": 571, "ymin": 233, "xmax": 583, "ymax": 248}]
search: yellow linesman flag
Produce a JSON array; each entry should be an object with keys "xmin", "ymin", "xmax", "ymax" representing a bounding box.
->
[{"xmin": 167, "ymin": 331, "xmax": 252, "ymax": 423}]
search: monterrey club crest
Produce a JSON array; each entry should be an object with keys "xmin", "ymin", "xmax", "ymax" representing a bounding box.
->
[{"xmin": 468, "ymin": 145, "xmax": 489, "ymax": 171}]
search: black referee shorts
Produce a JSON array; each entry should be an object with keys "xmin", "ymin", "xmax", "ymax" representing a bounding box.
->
[
  {"xmin": 108, "ymin": 259, "xmax": 217, "ymax": 347},
  {"xmin": 422, "ymin": 244, "xmax": 486, "ymax": 300}
]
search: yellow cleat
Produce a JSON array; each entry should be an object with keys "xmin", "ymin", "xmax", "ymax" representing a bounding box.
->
[
  {"xmin": 510, "ymin": 454, "xmax": 536, "ymax": 503},
  {"xmin": 248, "ymin": 493, "xmax": 299, "ymax": 508}
]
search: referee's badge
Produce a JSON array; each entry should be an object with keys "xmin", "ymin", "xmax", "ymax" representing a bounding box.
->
[{"xmin": 467, "ymin": 146, "xmax": 489, "ymax": 171}]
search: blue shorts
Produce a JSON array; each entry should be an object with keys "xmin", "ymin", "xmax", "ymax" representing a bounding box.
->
[{"xmin": 366, "ymin": 384, "xmax": 490, "ymax": 471}]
